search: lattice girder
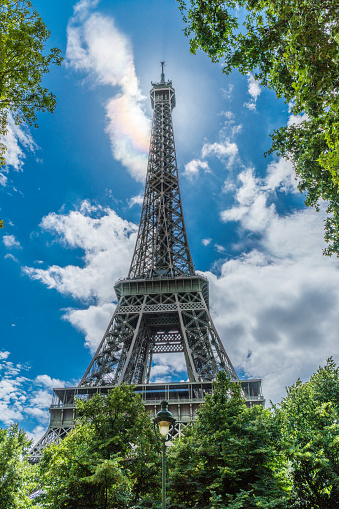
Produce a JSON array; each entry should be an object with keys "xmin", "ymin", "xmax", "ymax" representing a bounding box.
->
[
  {"xmin": 129, "ymin": 78, "xmax": 194, "ymax": 279},
  {"xmin": 80, "ymin": 276, "xmax": 237, "ymax": 387}
]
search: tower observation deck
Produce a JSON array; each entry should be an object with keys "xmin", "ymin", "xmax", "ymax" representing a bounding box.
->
[{"xmin": 29, "ymin": 65, "xmax": 264, "ymax": 462}]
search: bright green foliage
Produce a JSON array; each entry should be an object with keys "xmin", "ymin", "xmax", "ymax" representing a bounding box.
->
[
  {"xmin": 39, "ymin": 384, "xmax": 161, "ymax": 509},
  {"xmin": 275, "ymin": 358, "xmax": 339, "ymax": 508},
  {"xmin": 0, "ymin": 424, "xmax": 39, "ymax": 508},
  {"xmin": 0, "ymin": 0, "xmax": 62, "ymax": 164},
  {"xmin": 167, "ymin": 371, "xmax": 290, "ymax": 508},
  {"xmin": 178, "ymin": 0, "xmax": 339, "ymax": 256}
]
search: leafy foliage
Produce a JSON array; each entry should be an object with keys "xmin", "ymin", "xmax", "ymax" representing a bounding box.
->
[
  {"xmin": 275, "ymin": 358, "xmax": 339, "ymax": 508},
  {"xmin": 167, "ymin": 372, "xmax": 290, "ymax": 508},
  {"xmin": 39, "ymin": 384, "xmax": 161, "ymax": 509},
  {"xmin": 177, "ymin": 0, "xmax": 339, "ymax": 256},
  {"xmin": 0, "ymin": 424, "xmax": 38, "ymax": 508},
  {"xmin": 4, "ymin": 363, "xmax": 339, "ymax": 508}
]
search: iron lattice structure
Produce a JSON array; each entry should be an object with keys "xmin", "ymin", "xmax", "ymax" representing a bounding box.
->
[
  {"xmin": 29, "ymin": 67, "xmax": 263, "ymax": 463},
  {"xmin": 79, "ymin": 69, "xmax": 237, "ymax": 387}
]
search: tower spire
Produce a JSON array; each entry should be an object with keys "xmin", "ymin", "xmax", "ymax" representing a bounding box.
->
[
  {"xmin": 128, "ymin": 66, "xmax": 192, "ymax": 279},
  {"xmin": 160, "ymin": 61, "xmax": 165, "ymax": 83}
]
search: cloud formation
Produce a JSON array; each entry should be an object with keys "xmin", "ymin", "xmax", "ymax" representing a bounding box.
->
[
  {"xmin": 0, "ymin": 352, "xmax": 65, "ymax": 431},
  {"xmin": 66, "ymin": 0, "xmax": 150, "ymax": 181},
  {"xmin": 129, "ymin": 193, "xmax": 144, "ymax": 207},
  {"xmin": 3, "ymin": 234, "xmax": 22, "ymax": 249},
  {"xmin": 183, "ymin": 110, "xmax": 241, "ymax": 179},
  {"xmin": 183, "ymin": 159, "xmax": 210, "ymax": 178},
  {"xmin": 0, "ymin": 173, "xmax": 7, "ymax": 186},
  {"xmin": 0, "ymin": 113, "xmax": 37, "ymax": 187},
  {"xmin": 65, "ymin": 302, "xmax": 115, "ymax": 353},
  {"xmin": 244, "ymin": 73, "xmax": 261, "ymax": 111},
  {"xmin": 209, "ymin": 148, "xmax": 339, "ymax": 402},
  {"xmin": 24, "ymin": 201, "xmax": 137, "ymax": 352},
  {"xmin": 202, "ymin": 139, "xmax": 238, "ymax": 167},
  {"xmin": 24, "ymin": 201, "xmax": 137, "ymax": 303}
]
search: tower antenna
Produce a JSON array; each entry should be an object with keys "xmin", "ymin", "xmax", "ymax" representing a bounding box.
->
[{"xmin": 160, "ymin": 61, "xmax": 165, "ymax": 82}]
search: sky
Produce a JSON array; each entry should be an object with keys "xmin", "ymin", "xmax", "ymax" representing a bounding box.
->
[{"xmin": 1, "ymin": 0, "xmax": 339, "ymax": 443}]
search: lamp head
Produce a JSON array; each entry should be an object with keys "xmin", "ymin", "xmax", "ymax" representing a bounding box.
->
[{"xmin": 154, "ymin": 400, "xmax": 176, "ymax": 437}]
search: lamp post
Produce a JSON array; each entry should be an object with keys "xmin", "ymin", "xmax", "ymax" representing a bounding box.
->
[{"xmin": 154, "ymin": 400, "xmax": 176, "ymax": 509}]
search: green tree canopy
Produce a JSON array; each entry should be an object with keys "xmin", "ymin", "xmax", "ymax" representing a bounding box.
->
[
  {"xmin": 275, "ymin": 358, "xmax": 339, "ymax": 508},
  {"xmin": 167, "ymin": 372, "xmax": 290, "ymax": 508},
  {"xmin": 35, "ymin": 364, "xmax": 339, "ymax": 508},
  {"xmin": 178, "ymin": 0, "xmax": 339, "ymax": 256},
  {"xmin": 0, "ymin": 424, "xmax": 38, "ymax": 508},
  {"xmin": 39, "ymin": 385, "xmax": 161, "ymax": 509}
]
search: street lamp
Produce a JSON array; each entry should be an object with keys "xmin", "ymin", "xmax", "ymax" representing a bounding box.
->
[{"xmin": 154, "ymin": 400, "xmax": 176, "ymax": 509}]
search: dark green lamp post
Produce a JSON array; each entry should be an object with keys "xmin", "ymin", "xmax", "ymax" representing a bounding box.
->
[{"xmin": 154, "ymin": 401, "xmax": 176, "ymax": 509}]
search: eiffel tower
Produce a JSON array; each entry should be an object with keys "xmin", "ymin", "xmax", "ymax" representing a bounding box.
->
[{"xmin": 30, "ymin": 65, "xmax": 264, "ymax": 462}]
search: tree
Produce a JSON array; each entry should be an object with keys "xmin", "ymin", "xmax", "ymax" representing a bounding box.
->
[
  {"xmin": 39, "ymin": 384, "xmax": 161, "ymax": 509},
  {"xmin": 275, "ymin": 358, "xmax": 339, "ymax": 508},
  {"xmin": 167, "ymin": 372, "xmax": 290, "ymax": 508},
  {"xmin": 0, "ymin": 424, "xmax": 38, "ymax": 508},
  {"xmin": 177, "ymin": 0, "xmax": 339, "ymax": 256},
  {"xmin": 0, "ymin": 0, "xmax": 62, "ymax": 227}
]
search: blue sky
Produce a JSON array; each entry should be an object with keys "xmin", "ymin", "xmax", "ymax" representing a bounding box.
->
[{"xmin": 1, "ymin": 0, "xmax": 339, "ymax": 442}]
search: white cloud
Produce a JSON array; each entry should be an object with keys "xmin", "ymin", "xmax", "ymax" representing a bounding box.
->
[
  {"xmin": 24, "ymin": 201, "xmax": 137, "ymax": 351},
  {"xmin": 24, "ymin": 201, "xmax": 137, "ymax": 304},
  {"xmin": 3, "ymin": 234, "xmax": 21, "ymax": 248},
  {"xmin": 287, "ymin": 113, "xmax": 308, "ymax": 127},
  {"xmin": 201, "ymin": 138, "xmax": 238, "ymax": 168},
  {"xmin": 29, "ymin": 389, "xmax": 53, "ymax": 409},
  {"xmin": 220, "ymin": 159, "xmax": 300, "ymax": 232},
  {"xmin": 66, "ymin": 1, "xmax": 150, "ymax": 181},
  {"xmin": 2, "ymin": 112, "xmax": 36, "ymax": 172},
  {"xmin": 221, "ymin": 167, "xmax": 276, "ymax": 232},
  {"xmin": 26, "ymin": 425, "xmax": 46, "ymax": 445},
  {"xmin": 0, "ymin": 173, "xmax": 7, "ymax": 186},
  {"xmin": 183, "ymin": 109, "xmax": 240, "ymax": 179},
  {"xmin": 244, "ymin": 101, "xmax": 256, "ymax": 111},
  {"xmin": 0, "ymin": 353, "xmax": 68, "ymax": 431},
  {"xmin": 247, "ymin": 74, "xmax": 261, "ymax": 101},
  {"xmin": 0, "ymin": 359, "xmax": 29, "ymax": 425},
  {"xmin": 129, "ymin": 193, "xmax": 144, "ymax": 207},
  {"xmin": 221, "ymin": 84, "xmax": 234, "ymax": 100},
  {"xmin": 4, "ymin": 253, "xmax": 19, "ymax": 262},
  {"xmin": 212, "ymin": 150, "xmax": 339, "ymax": 403},
  {"xmin": 150, "ymin": 353, "xmax": 188, "ymax": 382},
  {"xmin": 202, "ymin": 238, "xmax": 212, "ymax": 246},
  {"xmin": 183, "ymin": 159, "xmax": 210, "ymax": 178},
  {"xmin": 35, "ymin": 374, "xmax": 65, "ymax": 390},
  {"xmin": 222, "ymin": 177, "xmax": 236, "ymax": 193},
  {"xmin": 25, "ymin": 407, "xmax": 50, "ymax": 423},
  {"xmin": 207, "ymin": 208, "xmax": 339, "ymax": 403},
  {"xmin": 220, "ymin": 111, "xmax": 234, "ymax": 120},
  {"xmin": 244, "ymin": 73, "xmax": 261, "ymax": 111},
  {"xmin": 215, "ymin": 244, "xmax": 226, "ymax": 253},
  {"xmin": 64, "ymin": 302, "xmax": 115, "ymax": 353},
  {"xmin": 266, "ymin": 158, "xmax": 299, "ymax": 193}
]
